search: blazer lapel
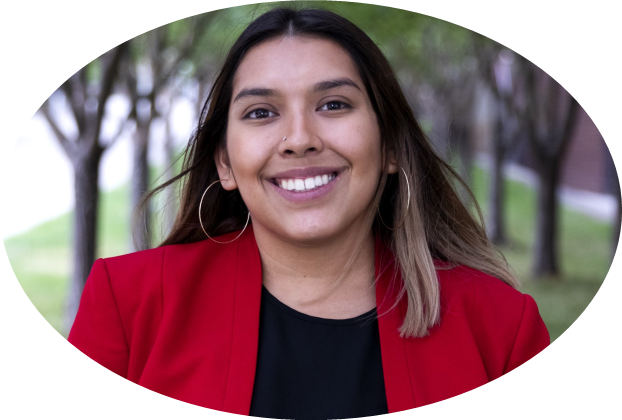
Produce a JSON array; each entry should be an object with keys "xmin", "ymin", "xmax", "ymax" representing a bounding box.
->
[
  {"xmin": 221, "ymin": 227, "xmax": 263, "ymax": 415},
  {"xmin": 375, "ymin": 239, "xmax": 492, "ymax": 411}
]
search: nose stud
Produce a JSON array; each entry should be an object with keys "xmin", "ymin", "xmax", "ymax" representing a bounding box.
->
[{"xmin": 282, "ymin": 136, "xmax": 287, "ymax": 142}]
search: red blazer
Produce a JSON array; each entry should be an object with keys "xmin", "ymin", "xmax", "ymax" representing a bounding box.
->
[{"xmin": 68, "ymin": 226, "xmax": 549, "ymax": 415}]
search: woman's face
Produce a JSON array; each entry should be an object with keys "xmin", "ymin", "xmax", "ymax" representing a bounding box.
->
[{"xmin": 220, "ymin": 36, "xmax": 393, "ymax": 244}]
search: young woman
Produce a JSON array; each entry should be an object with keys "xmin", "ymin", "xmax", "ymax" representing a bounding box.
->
[{"xmin": 68, "ymin": 7, "xmax": 549, "ymax": 419}]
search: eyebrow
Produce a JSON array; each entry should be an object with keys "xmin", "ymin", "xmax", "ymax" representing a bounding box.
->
[
  {"xmin": 233, "ymin": 87, "xmax": 278, "ymax": 103},
  {"xmin": 312, "ymin": 77, "xmax": 362, "ymax": 93},
  {"xmin": 232, "ymin": 78, "xmax": 362, "ymax": 103}
]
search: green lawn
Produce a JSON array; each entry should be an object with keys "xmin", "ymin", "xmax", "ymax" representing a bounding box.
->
[
  {"xmin": 470, "ymin": 166, "xmax": 613, "ymax": 341},
  {"xmin": 5, "ymin": 184, "xmax": 131, "ymax": 335},
  {"xmin": 4, "ymin": 167, "xmax": 614, "ymax": 341}
]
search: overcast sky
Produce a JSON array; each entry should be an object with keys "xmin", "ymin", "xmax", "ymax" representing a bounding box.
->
[{"xmin": 1, "ymin": 95, "xmax": 195, "ymax": 239}]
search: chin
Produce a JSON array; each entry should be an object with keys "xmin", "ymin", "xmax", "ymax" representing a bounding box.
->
[
  {"xmin": 280, "ymin": 218, "xmax": 361, "ymax": 246},
  {"xmin": 283, "ymin": 227, "xmax": 335, "ymax": 245}
]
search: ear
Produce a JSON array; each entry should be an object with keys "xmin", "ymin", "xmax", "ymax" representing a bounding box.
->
[
  {"xmin": 214, "ymin": 146, "xmax": 239, "ymax": 191},
  {"xmin": 384, "ymin": 148, "xmax": 399, "ymax": 174}
]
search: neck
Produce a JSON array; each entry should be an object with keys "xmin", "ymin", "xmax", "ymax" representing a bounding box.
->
[{"xmin": 253, "ymin": 222, "xmax": 376, "ymax": 319}]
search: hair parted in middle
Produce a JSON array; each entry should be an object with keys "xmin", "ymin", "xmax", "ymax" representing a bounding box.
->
[{"xmin": 140, "ymin": 6, "xmax": 517, "ymax": 338}]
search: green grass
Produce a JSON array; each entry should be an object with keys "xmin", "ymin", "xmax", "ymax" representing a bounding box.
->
[
  {"xmin": 5, "ymin": 184, "xmax": 131, "ymax": 336},
  {"xmin": 4, "ymin": 167, "xmax": 614, "ymax": 341},
  {"xmin": 471, "ymin": 166, "xmax": 613, "ymax": 341}
]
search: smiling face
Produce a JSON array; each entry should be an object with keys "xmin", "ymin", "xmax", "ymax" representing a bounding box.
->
[{"xmin": 219, "ymin": 36, "xmax": 393, "ymax": 245}]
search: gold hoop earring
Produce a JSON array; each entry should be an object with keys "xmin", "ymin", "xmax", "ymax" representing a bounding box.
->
[
  {"xmin": 378, "ymin": 166, "xmax": 411, "ymax": 231},
  {"xmin": 199, "ymin": 179, "xmax": 251, "ymax": 244}
]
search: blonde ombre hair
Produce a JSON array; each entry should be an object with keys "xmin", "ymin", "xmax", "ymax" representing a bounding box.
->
[{"xmin": 140, "ymin": 7, "xmax": 517, "ymax": 338}]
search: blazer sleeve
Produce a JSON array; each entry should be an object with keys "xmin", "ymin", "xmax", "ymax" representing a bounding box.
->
[
  {"xmin": 463, "ymin": 268, "xmax": 550, "ymax": 380},
  {"xmin": 68, "ymin": 258, "xmax": 129, "ymax": 378},
  {"xmin": 504, "ymin": 293, "xmax": 550, "ymax": 373}
]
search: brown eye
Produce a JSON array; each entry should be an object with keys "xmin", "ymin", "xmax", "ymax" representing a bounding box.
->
[
  {"xmin": 244, "ymin": 109, "xmax": 277, "ymax": 119},
  {"xmin": 319, "ymin": 101, "xmax": 350, "ymax": 111}
]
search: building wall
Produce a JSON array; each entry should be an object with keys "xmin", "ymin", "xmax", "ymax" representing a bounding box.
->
[
  {"xmin": 560, "ymin": 108, "xmax": 611, "ymax": 194},
  {"xmin": 473, "ymin": 91, "xmax": 618, "ymax": 196}
]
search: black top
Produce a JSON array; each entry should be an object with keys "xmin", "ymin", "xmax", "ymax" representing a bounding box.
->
[{"xmin": 249, "ymin": 286, "xmax": 388, "ymax": 420}]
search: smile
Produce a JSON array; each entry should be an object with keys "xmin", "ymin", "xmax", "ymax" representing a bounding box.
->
[{"xmin": 273, "ymin": 172, "xmax": 338, "ymax": 192}]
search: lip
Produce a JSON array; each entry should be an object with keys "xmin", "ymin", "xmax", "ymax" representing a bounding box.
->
[{"xmin": 266, "ymin": 166, "xmax": 346, "ymax": 204}]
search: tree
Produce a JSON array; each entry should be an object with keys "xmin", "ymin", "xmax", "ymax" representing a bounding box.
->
[
  {"xmin": 477, "ymin": 47, "xmax": 525, "ymax": 246},
  {"xmin": 520, "ymin": 59, "xmax": 579, "ymax": 278},
  {"xmin": 407, "ymin": 26, "xmax": 493, "ymax": 210},
  {"xmin": 40, "ymin": 43, "xmax": 129, "ymax": 331},
  {"xmin": 125, "ymin": 11, "xmax": 223, "ymax": 250}
]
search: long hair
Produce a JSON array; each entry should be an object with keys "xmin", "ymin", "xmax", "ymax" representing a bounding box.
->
[{"xmin": 139, "ymin": 7, "xmax": 517, "ymax": 338}]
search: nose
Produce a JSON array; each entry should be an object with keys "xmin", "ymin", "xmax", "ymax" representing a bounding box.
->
[{"xmin": 278, "ymin": 110, "xmax": 324, "ymax": 157}]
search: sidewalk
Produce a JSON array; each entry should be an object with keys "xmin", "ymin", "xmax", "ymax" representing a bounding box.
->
[{"xmin": 475, "ymin": 153, "xmax": 617, "ymax": 223}]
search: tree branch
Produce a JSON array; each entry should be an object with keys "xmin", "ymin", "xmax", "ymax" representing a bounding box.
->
[
  {"xmin": 555, "ymin": 95, "xmax": 580, "ymax": 159},
  {"xmin": 101, "ymin": 110, "xmax": 133, "ymax": 149},
  {"xmin": 60, "ymin": 75, "xmax": 86, "ymax": 133},
  {"xmin": 40, "ymin": 100, "xmax": 76, "ymax": 160},
  {"xmin": 93, "ymin": 42, "xmax": 129, "ymax": 148},
  {"xmin": 154, "ymin": 12, "xmax": 220, "ymax": 92},
  {"xmin": 522, "ymin": 61, "xmax": 547, "ymax": 167}
]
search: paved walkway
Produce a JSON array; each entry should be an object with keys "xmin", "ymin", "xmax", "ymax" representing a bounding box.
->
[{"xmin": 475, "ymin": 153, "xmax": 617, "ymax": 223}]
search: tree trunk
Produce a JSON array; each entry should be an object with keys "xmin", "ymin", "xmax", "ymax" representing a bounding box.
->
[
  {"xmin": 427, "ymin": 106, "xmax": 451, "ymax": 162},
  {"xmin": 532, "ymin": 159, "xmax": 560, "ymax": 277},
  {"xmin": 522, "ymin": 63, "xmax": 578, "ymax": 279},
  {"xmin": 455, "ymin": 120, "xmax": 473, "ymax": 187},
  {"xmin": 163, "ymin": 108, "xmax": 177, "ymax": 235},
  {"xmin": 132, "ymin": 115, "xmax": 151, "ymax": 251},
  {"xmin": 488, "ymin": 120, "xmax": 507, "ymax": 246},
  {"xmin": 448, "ymin": 119, "xmax": 473, "ymax": 206},
  {"xmin": 65, "ymin": 147, "xmax": 102, "ymax": 333},
  {"xmin": 488, "ymin": 129, "xmax": 508, "ymax": 246}
]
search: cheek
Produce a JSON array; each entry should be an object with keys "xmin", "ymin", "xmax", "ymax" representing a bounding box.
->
[
  {"xmin": 333, "ymin": 119, "xmax": 382, "ymax": 170},
  {"xmin": 226, "ymin": 130, "xmax": 273, "ymax": 185}
]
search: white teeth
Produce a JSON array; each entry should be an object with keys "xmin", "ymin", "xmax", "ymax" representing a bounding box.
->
[{"xmin": 275, "ymin": 172, "xmax": 337, "ymax": 192}]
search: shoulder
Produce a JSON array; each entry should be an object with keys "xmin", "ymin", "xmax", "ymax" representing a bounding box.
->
[
  {"xmin": 436, "ymin": 264, "xmax": 524, "ymax": 314},
  {"xmin": 94, "ymin": 231, "xmax": 246, "ymax": 298},
  {"xmin": 435, "ymin": 264, "xmax": 549, "ymax": 376},
  {"xmin": 101, "ymin": 231, "xmax": 243, "ymax": 277},
  {"xmin": 435, "ymin": 263, "xmax": 536, "ymax": 343}
]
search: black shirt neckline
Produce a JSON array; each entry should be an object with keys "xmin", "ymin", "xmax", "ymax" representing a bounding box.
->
[{"xmin": 261, "ymin": 285, "xmax": 377, "ymax": 326}]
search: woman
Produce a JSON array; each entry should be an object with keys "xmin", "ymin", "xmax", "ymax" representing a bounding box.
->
[{"xmin": 68, "ymin": 7, "xmax": 549, "ymax": 419}]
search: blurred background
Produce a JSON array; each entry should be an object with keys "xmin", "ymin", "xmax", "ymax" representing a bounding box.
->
[{"xmin": 3, "ymin": 2, "xmax": 620, "ymax": 341}]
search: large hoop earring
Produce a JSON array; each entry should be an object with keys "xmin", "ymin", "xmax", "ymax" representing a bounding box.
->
[
  {"xmin": 378, "ymin": 166, "xmax": 411, "ymax": 231},
  {"xmin": 199, "ymin": 179, "xmax": 251, "ymax": 244}
]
